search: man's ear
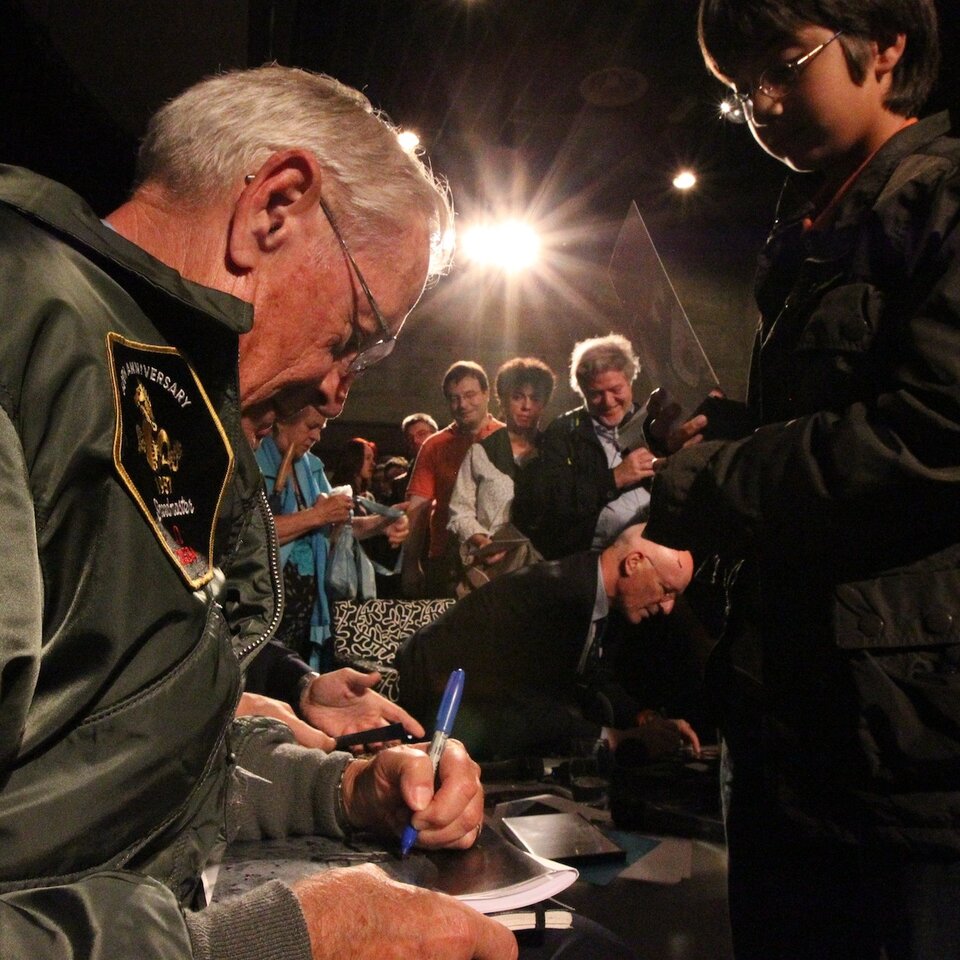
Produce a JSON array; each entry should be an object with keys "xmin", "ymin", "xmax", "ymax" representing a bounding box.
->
[
  {"xmin": 873, "ymin": 32, "xmax": 906, "ymax": 81},
  {"xmin": 228, "ymin": 149, "xmax": 324, "ymax": 271},
  {"xmin": 621, "ymin": 551, "xmax": 645, "ymax": 577}
]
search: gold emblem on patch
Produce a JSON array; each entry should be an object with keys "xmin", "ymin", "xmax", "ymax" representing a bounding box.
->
[
  {"xmin": 134, "ymin": 381, "xmax": 183, "ymax": 494},
  {"xmin": 107, "ymin": 333, "xmax": 234, "ymax": 589}
]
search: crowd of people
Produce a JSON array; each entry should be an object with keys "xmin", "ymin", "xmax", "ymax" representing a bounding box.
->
[
  {"xmin": 2, "ymin": 1, "xmax": 959, "ymax": 959},
  {"xmin": 265, "ymin": 340, "xmax": 702, "ymax": 764}
]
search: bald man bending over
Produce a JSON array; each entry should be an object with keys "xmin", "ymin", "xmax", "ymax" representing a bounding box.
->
[{"xmin": 398, "ymin": 524, "xmax": 700, "ymax": 760}]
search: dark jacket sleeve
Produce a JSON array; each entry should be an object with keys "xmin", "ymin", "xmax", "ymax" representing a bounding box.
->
[
  {"xmin": 244, "ymin": 640, "xmax": 314, "ymax": 708},
  {"xmin": 512, "ymin": 412, "xmax": 619, "ymax": 559},
  {"xmin": 0, "ymin": 412, "xmax": 200, "ymax": 958}
]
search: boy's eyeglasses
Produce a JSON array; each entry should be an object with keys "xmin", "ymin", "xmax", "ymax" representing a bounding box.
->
[{"xmin": 722, "ymin": 30, "xmax": 843, "ymax": 124}]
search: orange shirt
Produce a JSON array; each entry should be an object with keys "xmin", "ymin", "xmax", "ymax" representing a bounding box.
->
[{"xmin": 406, "ymin": 415, "xmax": 504, "ymax": 557}]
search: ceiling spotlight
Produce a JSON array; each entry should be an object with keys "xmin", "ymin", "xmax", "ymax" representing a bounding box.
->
[
  {"xmin": 672, "ymin": 170, "xmax": 697, "ymax": 191},
  {"xmin": 397, "ymin": 130, "xmax": 420, "ymax": 152},
  {"xmin": 719, "ymin": 97, "xmax": 747, "ymax": 124},
  {"xmin": 461, "ymin": 220, "xmax": 540, "ymax": 273}
]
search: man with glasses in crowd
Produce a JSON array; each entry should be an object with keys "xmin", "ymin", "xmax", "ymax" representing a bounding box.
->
[
  {"xmin": 0, "ymin": 65, "xmax": 516, "ymax": 960},
  {"xmin": 645, "ymin": 2, "xmax": 960, "ymax": 957},
  {"xmin": 402, "ymin": 361, "xmax": 504, "ymax": 598}
]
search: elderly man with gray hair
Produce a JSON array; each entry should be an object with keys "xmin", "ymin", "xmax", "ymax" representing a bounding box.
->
[
  {"xmin": 514, "ymin": 333, "xmax": 659, "ymax": 560},
  {"xmin": 0, "ymin": 66, "xmax": 516, "ymax": 960}
]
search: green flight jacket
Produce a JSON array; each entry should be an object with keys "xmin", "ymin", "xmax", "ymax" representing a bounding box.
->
[{"xmin": 0, "ymin": 166, "xmax": 289, "ymax": 956}]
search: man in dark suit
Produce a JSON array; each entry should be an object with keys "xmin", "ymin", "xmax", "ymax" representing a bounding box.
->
[{"xmin": 397, "ymin": 524, "xmax": 700, "ymax": 759}]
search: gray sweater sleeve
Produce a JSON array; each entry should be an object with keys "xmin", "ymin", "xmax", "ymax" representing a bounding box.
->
[
  {"xmin": 184, "ymin": 717, "xmax": 354, "ymax": 960},
  {"xmin": 184, "ymin": 880, "xmax": 312, "ymax": 960}
]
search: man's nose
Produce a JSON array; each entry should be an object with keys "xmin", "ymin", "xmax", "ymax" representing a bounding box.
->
[
  {"xmin": 747, "ymin": 89, "xmax": 779, "ymax": 126},
  {"xmin": 337, "ymin": 371, "xmax": 355, "ymax": 397},
  {"xmin": 319, "ymin": 366, "xmax": 350, "ymax": 400}
]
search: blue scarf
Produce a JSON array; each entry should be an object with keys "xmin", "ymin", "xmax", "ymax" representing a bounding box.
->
[{"xmin": 255, "ymin": 436, "xmax": 332, "ymax": 667}]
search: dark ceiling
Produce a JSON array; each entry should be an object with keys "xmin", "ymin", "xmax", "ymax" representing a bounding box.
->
[{"xmin": 277, "ymin": 0, "xmax": 792, "ymax": 241}]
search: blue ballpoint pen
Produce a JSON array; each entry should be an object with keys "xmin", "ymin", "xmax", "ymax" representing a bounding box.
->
[{"xmin": 400, "ymin": 668, "xmax": 465, "ymax": 857}]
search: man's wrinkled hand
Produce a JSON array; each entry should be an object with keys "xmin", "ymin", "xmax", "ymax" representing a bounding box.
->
[
  {"xmin": 294, "ymin": 864, "xmax": 518, "ymax": 960},
  {"xmin": 341, "ymin": 740, "xmax": 484, "ymax": 849}
]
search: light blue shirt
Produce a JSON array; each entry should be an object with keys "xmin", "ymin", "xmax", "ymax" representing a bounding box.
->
[{"xmin": 591, "ymin": 413, "xmax": 650, "ymax": 549}]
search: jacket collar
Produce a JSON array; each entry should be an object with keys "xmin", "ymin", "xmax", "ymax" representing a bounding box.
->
[
  {"xmin": 0, "ymin": 165, "xmax": 254, "ymax": 335},
  {"xmin": 771, "ymin": 112, "xmax": 953, "ymax": 236},
  {"xmin": 828, "ymin": 112, "xmax": 952, "ymax": 233}
]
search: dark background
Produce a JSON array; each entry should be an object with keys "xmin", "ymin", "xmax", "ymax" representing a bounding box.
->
[{"xmin": 4, "ymin": 0, "xmax": 958, "ymax": 457}]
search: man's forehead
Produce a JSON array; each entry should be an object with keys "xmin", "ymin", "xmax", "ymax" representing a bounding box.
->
[
  {"xmin": 649, "ymin": 546, "xmax": 692, "ymax": 589},
  {"xmin": 446, "ymin": 376, "xmax": 484, "ymax": 396},
  {"xmin": 587, "ymin": 371, "xmax": 628, "ymax": 389}
]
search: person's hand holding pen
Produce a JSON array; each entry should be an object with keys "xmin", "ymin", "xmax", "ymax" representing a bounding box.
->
[
  {"xmin": 401, "ymin": 667, "xmax": 465, "ymax": 855},
  {"xmin": 337, "ymin": 737, "xmax": 485, "ymax": 850},
  {"xmin": 291, "ymin": 669, "xmax": 516, "ymax": 960}
]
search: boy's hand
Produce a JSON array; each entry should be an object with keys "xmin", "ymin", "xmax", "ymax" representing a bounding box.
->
[{"xmin": 646, "ymin": 387, "xmax": 716, "ymax": 454}]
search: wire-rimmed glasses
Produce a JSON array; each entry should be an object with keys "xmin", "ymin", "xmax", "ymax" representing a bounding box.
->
[
  {"xmin": 316, "ymin": 195, "xmax": 400, "ymax": 376},
  {"xmin": 723, "ymin": 30, "xmax": 843, "ymax": 124}
]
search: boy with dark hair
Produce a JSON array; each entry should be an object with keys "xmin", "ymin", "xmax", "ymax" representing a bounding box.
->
[
  {"xmin": 699, "ymin": 0, "xmax": 940, "ymax": 120},
  {"xmin": 645, "ymin": 1, "xmax": 960, "ymax": 957}
]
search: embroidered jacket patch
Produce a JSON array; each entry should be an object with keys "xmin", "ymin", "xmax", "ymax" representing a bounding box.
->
[{"xmin": 107, "ymin": 333, "xmax": 235, "ymax": 589}]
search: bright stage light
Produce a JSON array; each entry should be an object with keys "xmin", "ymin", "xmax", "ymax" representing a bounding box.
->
[
  {"xmin": 461, "ymin": 219, "xmax": 541, "ymax": 273},
  {"xmin": 672, "ymin": 169, "xmax": 697, "ymax": 191}
]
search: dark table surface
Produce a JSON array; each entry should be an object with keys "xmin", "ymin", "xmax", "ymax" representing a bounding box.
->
[
  {"xmin": 481, "ymin": 747, "xmax": 732, "ymax": 960},
  {"xmin": 560, "ymin": 839, "xmax": 732, "ymax": 960}
]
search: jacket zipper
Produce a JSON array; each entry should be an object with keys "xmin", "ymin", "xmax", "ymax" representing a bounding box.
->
[{"xmin": 235, "ymin": 486, "xmax": 284, "ymax": 665}]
